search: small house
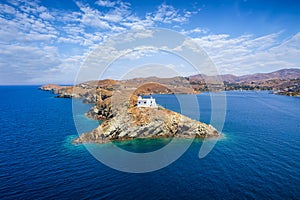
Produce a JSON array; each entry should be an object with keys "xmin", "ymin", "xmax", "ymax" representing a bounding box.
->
[{"xmin": 137, "ymin": 96, "xmax": 157, "ymax": 108}]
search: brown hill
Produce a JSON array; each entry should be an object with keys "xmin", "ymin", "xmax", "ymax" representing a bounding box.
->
[{"xmin": 190, "ymin": 68, "xmax": 300, "ymax": 83}]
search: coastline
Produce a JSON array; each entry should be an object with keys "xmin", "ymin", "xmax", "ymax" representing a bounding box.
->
[
  {"xmin": 40, "ymin": 82, "xmax": 221, "ymax": 144},
  {"xmin": 39, "ymin": 74, "xmax": 300, "ymax": 145},
  {"xmin": 39, "ymin": 76, "xmax": 300, "ymax": 145}
]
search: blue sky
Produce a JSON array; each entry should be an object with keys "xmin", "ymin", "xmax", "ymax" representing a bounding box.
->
[{"xmin": 0, "ymin": 0, "xmax": 300, "ymax": 84}]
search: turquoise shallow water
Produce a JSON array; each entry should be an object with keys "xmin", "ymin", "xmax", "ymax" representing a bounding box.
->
[{"xmin": 0, "ymin": 86, "xmax": 299, "ymax": 199}]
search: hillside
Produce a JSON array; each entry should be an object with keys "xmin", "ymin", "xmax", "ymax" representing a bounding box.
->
[
  {"xmin": 189, "ymin": 68, "xmax": 300, "ymax": 83},
  {"xmin": 189, "ymin": 68, "xmax": 300, "ymax": 94},
  {"xmin": 40, "ymin": 68, "xmax": 300, "ymax": 99}
]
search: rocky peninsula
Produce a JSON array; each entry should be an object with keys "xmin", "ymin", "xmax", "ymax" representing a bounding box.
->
[
  {"xmin": 40, "ymin": 79, "xmax": 220, "ymax": 144},
  {"xmin": 40, "ymin": 68, "xmax": 300, "ymax": 143}
]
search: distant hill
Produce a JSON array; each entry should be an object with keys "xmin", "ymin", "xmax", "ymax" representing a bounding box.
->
[
  {"xmin": 190, "ymin": 68, "xmax": 300, "ymax": 83},
  {"xmin": 41, "ymin": 68, "xmax": 300, "ymax": 98}
]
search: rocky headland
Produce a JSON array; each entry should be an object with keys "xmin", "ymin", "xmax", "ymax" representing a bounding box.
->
[
  {"xmin": 40, "ymin": 79, "xmax": 220, "ymax": 144},
  {"xmin": 74, "ymin": 92, "xmax": 219, "ymax": 144},
  {"xmin": 40, "ymin": 68, "xmax": 300, "ymax": 143}
]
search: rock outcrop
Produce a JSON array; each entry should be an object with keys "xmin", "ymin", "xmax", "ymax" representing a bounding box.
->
[
  {"xmin": 73, "ymin": 105, "xmax": 219, "ymax": 144},
  {"xmin": 40, "ymin": 80, "xmax": 220, "ymax": 144},
  {"xmin": 73, "ymin": 90, "xmax": 219, "ymax": 144},
  {"xmin": 39, "ymin": 84, "xmax": 83, "ymax": 98},
  {"xmin": 39, "ymin": 84, "xmax": 63, "ymax": 91}
]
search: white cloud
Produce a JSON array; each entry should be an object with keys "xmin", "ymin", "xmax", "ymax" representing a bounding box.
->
[
  {"xmin": 150, "ymin": 3, "xmax": 196, "ymax": 24},
  {"xmin": 0, "ymin": 3, "xmax": 15, "ymax": 14},
  {"xmin": 1, "ymin": 0, "xmax": 299, "ymax": 84},
  {"xmin": 191, "ymin": 32, "xmax": 300, "ymax": 75},
  {"xmin": 39, "ymin": 12, "xmax": 54, "ymax": 20},
  {"xmin": 96, "ymin": 0, "xmax": 117, "ymax": 7},
  {"xmin": 76, "ymin": 2, "xmax": 111, "ymax": 29},
  {"xmin": 0, "ymin": 44, "xmax": 62, "ymax": 84},
  {"xmin": 181, "ymin": 27, "xmax": 209, "ymax": 35}
]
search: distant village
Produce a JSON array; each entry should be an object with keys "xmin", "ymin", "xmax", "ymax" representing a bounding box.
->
[
  {"xmin": 273, "ymin": 81, "xmax": 300, "ymax": 96},
  {"xmin": 223, "ymin": 78, "xmax": 300, "ymax": 96}
]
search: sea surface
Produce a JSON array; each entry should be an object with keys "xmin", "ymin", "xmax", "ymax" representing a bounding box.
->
[{"xmin": 0, "ymin": 86, "xmax": 299, "ymax": 199}]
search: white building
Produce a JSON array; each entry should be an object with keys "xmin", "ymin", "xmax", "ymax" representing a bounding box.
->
[{"xmin": 137, "ymin": 96, "xmax": 157, "ymax": 108}]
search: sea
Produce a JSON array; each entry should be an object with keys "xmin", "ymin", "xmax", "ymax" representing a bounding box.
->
[{"xmin": 0, "ymin": 86, "xmax": 299, "ymax": 199}]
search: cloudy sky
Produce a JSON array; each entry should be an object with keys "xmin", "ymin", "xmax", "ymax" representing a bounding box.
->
[{"xmin": 0, "ymin": 0, "xmax": 300, "ymax": 84}]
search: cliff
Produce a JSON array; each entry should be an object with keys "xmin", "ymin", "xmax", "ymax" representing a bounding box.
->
[{"xmin": 74, "ymin": 106, "xmax": 219, "ymax": 144}]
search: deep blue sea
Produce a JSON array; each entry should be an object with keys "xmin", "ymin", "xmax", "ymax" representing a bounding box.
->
[{"xmin": 0, "ymin": 86, "xmax": 299, "ymax": 199}]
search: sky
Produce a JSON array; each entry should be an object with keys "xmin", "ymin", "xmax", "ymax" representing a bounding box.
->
[{"xmin": 0, "ymin": 0, "xmax": 300, "ymax": 84}]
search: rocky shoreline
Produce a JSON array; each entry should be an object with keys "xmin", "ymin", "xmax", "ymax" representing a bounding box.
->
[
  {"xmin": 73, "ymin": 100, "xmax": 220, "ymax": 144},
  {"xmin": 40, "ymin": 81, "xmax": 220, "ymax": 144},
  {"xmin": 39, "ymin": 72, "xmax": 300, "ymax": 144}
]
